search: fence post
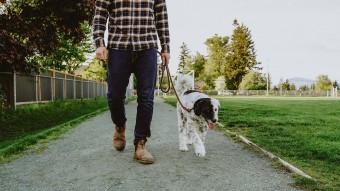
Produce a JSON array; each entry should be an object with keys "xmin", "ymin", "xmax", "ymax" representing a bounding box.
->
[
  {"xmin": 13, "ymin": 71, "xmax": 17, "ymax": 110},
  {"xmin": 63, "ymin": 72, "xmax": 67, "ymax": 99},
  {"xmin": 93, "ymin": 82, "xmax": 95, "ymax": 98},
  {"xmin": 52, "ymin": 69, "xmax": 55, "ymax": 101},
  {"xmin": 38, "ymin": 75, "xmax": 41, "ymax": 102},
  {"xmin": 87, "ymin": 80, "xmax": 90, "ymax": 99},
  {"xmin": 35, "ymin": 75, "xmax": 38, "ymax": 102},
  {"xmin": 73, "ymin": 75, "xmax": 76, "ymax": 99},
  {"xmin": 81, "ymin": 77, "xmax": 83, "ymax": 99}
]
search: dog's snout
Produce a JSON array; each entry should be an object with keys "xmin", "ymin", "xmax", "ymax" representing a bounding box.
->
[{"xmin": 212, "ymin": 119, "xmax": 217, "ymax": 123}]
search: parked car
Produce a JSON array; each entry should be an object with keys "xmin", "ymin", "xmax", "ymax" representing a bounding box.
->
[
  {"xmin": 237, "ymin": 91, "xmax": 253, "ymax": 96},
  {"xmin": 218, "ymin": 90, "xmax": 233, "ymax": 96}
]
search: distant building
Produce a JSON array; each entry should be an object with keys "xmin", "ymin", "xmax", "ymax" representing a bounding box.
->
[{"xmin": 195, "ymin": 81, "xmax": 205, "ymax": 90}]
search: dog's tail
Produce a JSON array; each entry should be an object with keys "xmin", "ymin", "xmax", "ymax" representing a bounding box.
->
[{"xmin": 175, "ymin": 74, "xmax": 194, "ymax": 95}]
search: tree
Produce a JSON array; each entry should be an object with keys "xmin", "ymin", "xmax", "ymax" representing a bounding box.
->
[
  {"xmin": 204, "ymin": 34, "xmax": 229, "ymax": 79},
  {"xmin": 315, "ymin": 75, "xmax": 333, "ymax": 91},
  {"xmin": 239, "ymin": 70, "xmax": 266, "ymax": 90},
  {"xmin": 0, "ymin": 0, "xmax": 95, "ymax": 73},
  {"xmin": 299, "ymin": 85, "xmax": 310, "ymax": 91},
  {"xmin": 273, "ymin": 86, "xmax": 279, "ymax": 91},
  {"xmin": 281, "ymin": 79, "xmax": 291, "ymax": 91},
  {"xmin": 310, "ymin": 83, "xmax": 316, "ymax": 91},
  {"xmin": 190, "ymin": 52, "xmax": 206, "ymax": 79},
  {"xmin": 33, "ymin": 22, "xmax": 94, "ymax": 73},
  {"xmin": 200, "ymin": 73, "xmax": 215, "ymax": 89},
  {"xmin": 84, "ymin": 58, "xmax": 107, "ymax": 82},
  {"xmin": 178, "ymin": 42, "xmax": 190, "ymax": 71},
  {"xmin": 333, "ymin": 81, "xmax": 339, "ymax": 90},
  {"xmin": 290, "ymin": 83, "xmax": 296, "ymax": 91},
  {"xmin": 225, "ymin": 19, "xmax": 261, "ymax": 90},
  {"xmin": 215, "ymin": 76, "xmax": 226, "ymax": 91}
]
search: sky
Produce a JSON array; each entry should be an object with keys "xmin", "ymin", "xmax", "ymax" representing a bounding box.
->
[{"xmin": 165, "ymin": 0, "xmax": 340, "ymax": 85}]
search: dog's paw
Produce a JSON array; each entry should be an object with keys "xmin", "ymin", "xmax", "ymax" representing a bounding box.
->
[
  {"xmin": 179, "ymin": 146, "xmax": 189, "ymax": 152},
  {"xmin": 194, "ymin": 146, "xmax": 206, "ymax": 157},
  {"xmin": 195, "ymin": 151, "xmax": 206, "ymax": 157}
]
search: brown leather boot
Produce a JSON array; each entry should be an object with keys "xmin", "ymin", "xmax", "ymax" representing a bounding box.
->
[
  {"xmin": 134, "ymin": 140, "xmax": 154, "ymax": 164},
  {"xmin": 113, "ymin": 125, "xmax": 126, "ymax": 151}
]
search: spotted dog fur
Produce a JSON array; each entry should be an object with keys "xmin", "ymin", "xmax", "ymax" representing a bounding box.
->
[{"xmin": 175, "ymin": 74, "xmax": 220, "ymax": 157}]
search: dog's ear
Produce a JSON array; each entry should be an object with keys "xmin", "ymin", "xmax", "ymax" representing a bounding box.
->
[
  {"xmin": 213, "ymin": 98, "xmax": 221, "ymax": 110},
  {"xmin": 194, "ymin": 98, "xmax": 210, "ymax": 116},
  {"xmin": 194, "ymin": 99, "xmax": 203, "ymax": 116}
]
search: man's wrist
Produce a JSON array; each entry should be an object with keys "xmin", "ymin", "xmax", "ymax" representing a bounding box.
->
[
  {"xmin": 95, "ymin": 39, "xmax": 106, "ymax": 49},
  {"xmin": 161, "ymin": 44, "xmax": 170, "ymax": 53}
]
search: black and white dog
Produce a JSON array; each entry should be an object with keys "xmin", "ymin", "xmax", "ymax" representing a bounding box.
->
[{"xmin": 175, "ymin": 74, "xmax": 220, "ymax": 157}]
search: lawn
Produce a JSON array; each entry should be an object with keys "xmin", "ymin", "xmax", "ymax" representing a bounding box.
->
[{"xmin": 164, "ymin": 97, "xmax": 340, "ymax": 191}]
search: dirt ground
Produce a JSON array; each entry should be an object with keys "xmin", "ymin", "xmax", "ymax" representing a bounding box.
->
[{"xmin": 0, "ymin": 98, "xmax": 300, "ymax": 191}]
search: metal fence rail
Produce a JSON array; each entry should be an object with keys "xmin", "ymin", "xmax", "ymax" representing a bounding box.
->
[
  {"xmin": 158, "ymin": 89, "xmax": 339, "ymax": 97},
  {"xmin": 0, "ymin": 69, "xmax": 109, "ymax": 110}
]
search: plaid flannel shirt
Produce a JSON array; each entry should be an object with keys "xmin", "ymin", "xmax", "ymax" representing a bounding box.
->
[{"xmin": 93, "ymin": 0, "xmax": 170, "ymax": 53}]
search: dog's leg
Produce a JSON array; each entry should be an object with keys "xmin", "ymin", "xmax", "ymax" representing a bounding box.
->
[
  {"xmin": 177, "ymin": 106, "xmax": 189, "ymax": 151},
  {"xmin": 187, "ymin": 132, "xmax": 193, "ymax": 145},
  {"xmin": 188, "ymin": 119, "xmax": 206, "ymax": 157}
]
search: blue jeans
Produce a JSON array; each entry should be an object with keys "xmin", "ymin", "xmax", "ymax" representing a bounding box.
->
[{"xmin": 107, "ymin": 48, "xmax": 157, "ymax": 145}]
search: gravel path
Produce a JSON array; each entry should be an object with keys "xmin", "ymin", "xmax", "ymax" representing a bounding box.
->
[{"xmin": 0, "ymin": 98, "xmax": 300, "ymax": 191}]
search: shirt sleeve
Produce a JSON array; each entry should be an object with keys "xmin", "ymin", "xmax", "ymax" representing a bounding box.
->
[
  {"xmin": 154, "ymin": 0, "xmax": 170, "ymax": 53},
  {"xmin": 92, "ymin": 0, "xmax": 110, "ymax": 48}
]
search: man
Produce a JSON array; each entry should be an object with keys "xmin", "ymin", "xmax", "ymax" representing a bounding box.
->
[{"xmin": 92, "ymin": 0, "xmax": 170, "ymax": 164}]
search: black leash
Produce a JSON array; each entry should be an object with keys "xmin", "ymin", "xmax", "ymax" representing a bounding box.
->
[{"xmin": 158, "ymin": 51, "xmax": 192, "ymax": 113}]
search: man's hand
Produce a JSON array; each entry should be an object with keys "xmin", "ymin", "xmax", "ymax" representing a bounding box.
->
[
  {"xmin": 161, "ymin": 52, "xmax": 170, "ymax": 65},
  {"xmin": 96, "ymin": 47, "xmax": 107, "ymax": 61}
]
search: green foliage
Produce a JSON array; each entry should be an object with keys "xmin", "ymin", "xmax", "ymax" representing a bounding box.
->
[
  {"xmin": 178, "ymin": 42, "xmax": 190, "ymax": 71},
  {"xmin": 333, "ymin": 81, "xmax": 339, "ymax": 90},
  {"xmin": 33, "ymin": 23, "xmax": 94, "ymax": 74},
  {"xmin": 281, "ymin": 79, "xmax": 291, "ymax": 91},
  {"xmin": 239, "ymin": 70, "xmax": 267, "ymax": 90},
  {"xmin": 299, "ymin": 85, "xmax": 310, "ymax": 91},
  {"xmin": 290, "ymin": 83, "xmax": 296, "ymax": 91},
  {"xmin": 84, "ymin": 58, "xmax": 108, "ymax": 81},
  {"xmin": 315, "ymin": 75, "xmax": 333, "ymax": 91},
  {"xmin": 215, "ymin": 76, "xmax": 226, "ymax": 91},
  {"xmin": 191, "ymin": 52, "xmax": 207, "ymax": 79},
  {"xmin": 310, "ymin": 83, "xmax": 316, "ymax": 91},
  {"xmin": 201, "ymin": 20, "xmax": 261, "ymax": 90},
  {"xmin": 0, "ymin": 98, "xmax": 107, "ymax": 143},
  {"xmin": 0, "ymin": 89, "xmax": 7, "ymax": 120},
  {"xmin": 204, "ymin": 34, "xmax": 229, "ymax": 79},
  {"xmin": 200, "ymin": 73, "xmax": 216, "ymax": 89},
  {"xmin": 225, "ymin": 20, "xmax": 262, "ymax": 90},
  {"xmin": 293, "ymin": 176, "xmax": 318, "ymax": 191},
  {"xmin": 0, "ymin": 0, "xmax": 95, "ymax": 73}
]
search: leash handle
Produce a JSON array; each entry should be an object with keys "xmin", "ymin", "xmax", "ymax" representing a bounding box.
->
[
  {"xmin": 158, "ymin": 52, "xmax": 192, "ymax": 113},
  {"xmin": 159, "ymin": 63, "xmax": 171, "ymax": 93}
]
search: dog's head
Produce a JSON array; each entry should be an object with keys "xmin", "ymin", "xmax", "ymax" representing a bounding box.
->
[{"xmin": 193, "ymin": 98, "xmax": 220, "ymax": 129}]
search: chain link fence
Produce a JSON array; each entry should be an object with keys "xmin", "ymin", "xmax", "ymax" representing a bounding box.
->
[
  {"xmin": 158, "ymin": 89, "xmax": 339, "ymax": 97},
  {"xmin": 0, "ymin": 69, "xmax": 111, "ymax": 110}
]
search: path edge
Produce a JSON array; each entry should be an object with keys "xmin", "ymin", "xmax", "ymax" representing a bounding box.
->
[{"xmin": 217, "ymin": 122, "xmax": 313, "ymax": 180}]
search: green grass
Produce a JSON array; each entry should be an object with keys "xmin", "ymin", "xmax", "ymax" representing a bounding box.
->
[
  {"xmin": 164, "ymin": 96, "xmax": 340, "ymax": 191},
  {"xmin": 0, "ymin": 97, "xmax": 110, "ymax": 163}
]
